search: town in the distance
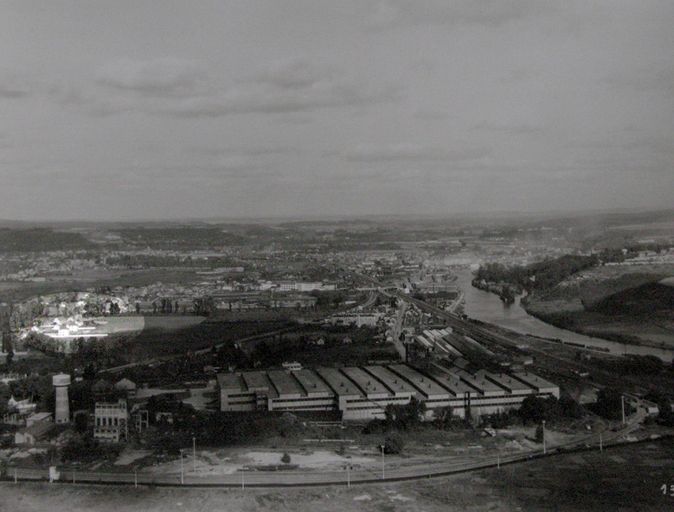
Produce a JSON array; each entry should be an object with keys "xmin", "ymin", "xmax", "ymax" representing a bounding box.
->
[{"xmin": 0, "ymin": 209, "xmax": 673, "ymax": 486}]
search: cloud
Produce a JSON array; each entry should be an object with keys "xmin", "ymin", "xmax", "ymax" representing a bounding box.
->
[
  {"xmin": 606, "ymin": 64, "xmax": 674, "ymax": 93},
  {"xmin": 188, "ymin": 145, "xmax": 300, "ymax": 157},
  {"xmin": 0, "ymin": 76, "xmax": 31, "ymax": 99},
  {"xmin": 242, "ymin": 58, "xmax": 334, "ymax": 90},
  {"xmin": 367, "ymin": 0, "xmax": 556, "ymax": 30},
  {"xmin": 472, "ymin": 121, "xmax": 541, "ymax": 135},
  {"xmin": 95, "ymin": 58, "xmax": 207, "ymax": 97},
  {"xmin": 164, "ymin": 81, "xmax": 399, "ymax": 118},
  {"xmin": 340, "ymin": 144, "xmax": 490, "ymax": 163},
  {"xmin": 76, "ymin": 57, "xmax": 400, "ymax": 117}
]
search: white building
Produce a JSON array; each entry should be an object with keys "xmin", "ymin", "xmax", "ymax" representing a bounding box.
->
[{"xmin": 94, "ymin": 399, "xmax": 128, "ymax": 443}]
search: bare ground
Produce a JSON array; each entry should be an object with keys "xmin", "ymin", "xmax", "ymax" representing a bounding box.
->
[{"xmin": 2, "ymin": 438, "xmax": 672, "ymax": 512}]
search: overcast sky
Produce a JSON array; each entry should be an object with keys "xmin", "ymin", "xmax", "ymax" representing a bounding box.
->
[{"xmin": 1, "ymin": 1, "xmax": 673, "ymax": 221}]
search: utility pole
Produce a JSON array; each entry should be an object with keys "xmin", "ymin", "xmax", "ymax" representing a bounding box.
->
[
  {"xmin": 621, "ymin": 395, "xmax": 626, "ymax": 425},
  {"xmin": 134, "ymin": 469, "xmax": 138, "ymax": 488},
  {"xmin": 180, "ymin": 449, "xmax": 184, "ymax": 485},
  {"xmin": 346, "ymin": 464, "xmax": 351, "ymax": 488},
  {"xmin": 542, "ymin": 420, "xmax": 546, "ymax": 455},
  {"xmin": 599, "ymin": 433, "xmax": 603, "ymax": 452},
  {"xmin": 497, "ymin": 453, "xmax": 500, "ymax": 469},
  {"xmin": 192, "ymin": 437, "xmax": 196, "ymax": 474},
  {"xmin": 241, "ymin": 466, "xmax": 245, "ymax": 490},
  {"xmin": 380, "ymin": 444, "xmax": 385, "ymax": 480}
]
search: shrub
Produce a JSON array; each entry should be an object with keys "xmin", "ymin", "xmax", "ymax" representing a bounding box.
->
[
  {"xmin": 383, "ymin": 432, "xmax": 404, "ymax": 455},
  {"xmin": 281, "ymin": 452, "xmax": 291, "ymax": 464},
  {"xmin": 535, "ymin": 424, "xmax": 544, "ymax": 443}
]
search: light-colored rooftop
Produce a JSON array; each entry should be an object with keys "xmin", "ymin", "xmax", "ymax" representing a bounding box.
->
[
  {"xmin": 216, "ymin": 373, "xmax": 244, "ymax": 391},
  {"xmin": 386, "ymin": 364, "xmax": 448, "ymax": 397},
  {"xmin": 292, "ymin": 369, "xmax": 334, "ymax": 397},
  {"xmin": 483, "ymin": 372, "xmax": 533, "ymax": 393},
  {"xmin": 364, "ymin": 365, "xmax": 417, "ymax": 395},
  {"xmin": 340, "ymin": 367, "xmax": 389, "ymax": 396},
  {"xmin": 315, "ymin": 367, "xmax": 363, "ymax": 398},
  {"xmin": 512, "ymin": 372, "xmax": 558, "ymax": 391},
  {"xmin": 267, "ymin": 370, "xmax": 304, "ymax": 398}
]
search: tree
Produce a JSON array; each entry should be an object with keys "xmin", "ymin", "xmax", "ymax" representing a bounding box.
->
[
  {"xmin": 384, "ymin": 397, "xmax": 426, "ymax": 430},
  {"xmin": 594, "ymin": 388, "xmax": 630, "ymax": 420},
  {"xmin": 0, "ymin": 382, "xmax": 10, "ymax": 418},
  {"xmin": 518, "ymin": 395, "xmax": 568, "ymax": 424},
  {"xmin": 644, "ymin": 391, "xmax": 674, "ymax": 426},
  {"xmin": 558, "ymin": 395, "xmax": 584, "ymax": 419},
  {"xmin": 74, "ymin": 411, "xmax": 89, "ymax": 434},
  {"xmin": 383, "ymin": 432, "xmax": 404, "ymax": 454},
  {"xmin": 535, "ymin": 423, "xmax": 544, "ymax": 443},
  {"xmin": 432, "ymin": 406, "xmax": 455, "ymax": 430}
]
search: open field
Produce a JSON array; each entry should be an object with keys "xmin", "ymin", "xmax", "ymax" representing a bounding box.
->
[
  {"xmin": 123, "ymin": 319, "xmax": 292, "ymax": 361},
  {"xmin": 0, "ymin": 269, "xmax": 203, "ymax": 301},
  {"xmin": 2, "ymin": 438, "xmax": 672, "ymax": 511}
]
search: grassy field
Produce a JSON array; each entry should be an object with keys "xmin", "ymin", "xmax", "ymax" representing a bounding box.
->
[
  {"xmin": 142, "ymin": 316, "xmax": 206, "ymax": 331},
  {"xmin": 0, "ymin": 269, "xmax": 202, "ymax": 303},
  {"xmin": 2, "ymin": 438, "xmax": 672, "ymax": 511},
  {"xmin": 124, "ymin": 319, "xmax": 291, "ymax": 361}
]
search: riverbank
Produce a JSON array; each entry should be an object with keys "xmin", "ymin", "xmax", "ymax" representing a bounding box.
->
[
  {"xmin": 456, "ymin": 269, "xmax": 674, "ymax": 361},
  {"xmin": 521, "ymin": 304, "xmax": 674, "ymax": 349},
  {"xmin": 520, "ymin": 265, "xmax": 674, "ymax": 350}
]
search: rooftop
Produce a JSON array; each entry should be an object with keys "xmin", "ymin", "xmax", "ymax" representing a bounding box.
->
[
  {"xmin": 292, "ymin": 369, "xmax": 333, "ymax": 397},
  {"xmin": 267, "ymin": 370, "xmax": 304, "ymax": 398},
  {"xmin": 314, "ymin": 367, "xmax": 363, "ymax": 398},
  {"xmin": 340, "ymin": 367, "xmax": 389, "ymax": 396},
  {"xmin": 386, "ymin": 364, "xmax": 448, "ymax": 397}
]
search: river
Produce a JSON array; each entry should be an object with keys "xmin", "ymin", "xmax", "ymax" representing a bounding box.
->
[{"xmin": 455, "ymin": 269, "xmax": 674, "ymax": 362}]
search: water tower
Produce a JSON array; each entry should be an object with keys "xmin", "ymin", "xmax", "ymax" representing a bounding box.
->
[{"xmin": 53, "ymin": 373, "xmax": 71, "ymax": 424}]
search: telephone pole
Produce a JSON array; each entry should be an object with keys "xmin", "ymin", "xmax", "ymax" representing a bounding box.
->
[
  {"xmin": 380, "ymin": 445, "xmax": 386, "ymax": 480},
  {"xmin": 192, "ymin": 437, "xmax": 196, "ymax": 473},
  {"xmin": 180, "ymin": 449, "xmax": 184, "ymax": 485}
]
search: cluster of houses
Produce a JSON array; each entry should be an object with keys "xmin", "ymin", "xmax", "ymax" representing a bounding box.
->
[{"xmin": 3, "ymin": 375, "xmax": 216, "ymax": 449}]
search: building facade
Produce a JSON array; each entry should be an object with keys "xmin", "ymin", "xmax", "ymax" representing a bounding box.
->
[
  {"xmin": 93, "ymin": 399, "xmax": 128, "ymax": 443},
  {"xmin": 217, "ymin": 363, "xmax": 559, "ymax": 421}
]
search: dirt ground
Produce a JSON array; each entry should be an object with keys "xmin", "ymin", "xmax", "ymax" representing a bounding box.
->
[{"xmin": 2, "ymin": 439, "xmax": 672, "ymax": 512}]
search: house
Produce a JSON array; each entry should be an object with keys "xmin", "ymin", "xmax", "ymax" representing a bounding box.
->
[
  {"xmin": 14, "ymin": 421, "xmax": 57, "ymax": 445},
  {"xmin": 7, "ymin": 396, "xmax": 37, "ymax": 415},
  {"xmin": 282, "ymin": 361, "xmax": 303, "ymax": 371},
  {"xmin": 92, "ymin": 379, "xmax": 114, "ymax": 399},
  {"xmin": 114, "ymin": 378, "xmax": 137, "ymax": 397},
  {"xmin": 3, "ymin": 396, "xmax": 37, "ymax": 425},
  {"xmin": 26, "ymin": 412, "xmax": 53, "ymax": 427}
]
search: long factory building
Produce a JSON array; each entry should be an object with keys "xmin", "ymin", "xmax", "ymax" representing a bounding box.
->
[{"xmin": 217, "ymin": 363, "xmax": 559, "ymax": 421}]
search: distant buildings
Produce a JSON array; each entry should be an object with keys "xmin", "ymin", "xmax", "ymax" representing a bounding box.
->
[
  {"xmin": 325, "ymin": 313, "xmax": 382, "ymax": 327},
  {"xmin": 14, "ymin": 420, "xmax": 57, "ymax": 446}
]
